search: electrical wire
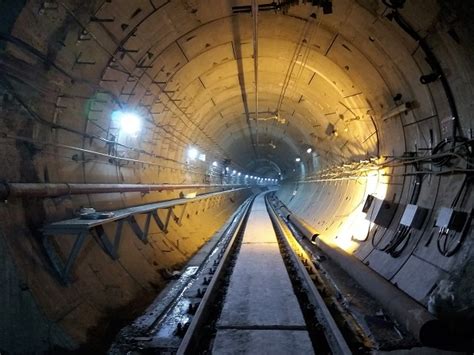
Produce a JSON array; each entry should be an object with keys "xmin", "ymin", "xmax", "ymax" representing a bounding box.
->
[
  {"xmin": 0, "ymin": 34, "xmax": 201, "ymax": 156},
  {"xmin": 436, "ymin": 175, "xmax": 473, "ymax": 257},
  {"xmin": 437, "ymin": 210, "xmax": 472, "ymax": 257}
]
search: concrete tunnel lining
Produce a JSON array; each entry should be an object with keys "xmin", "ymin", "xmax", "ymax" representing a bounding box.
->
[{"xmin": 0, "ymin": 0, "xmax": 473, "ymax": 352}]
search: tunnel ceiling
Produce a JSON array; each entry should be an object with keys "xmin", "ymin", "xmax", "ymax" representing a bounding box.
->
[{"xmin": 3, "ymin": 0, "xmax": 445, "ymax": 178}]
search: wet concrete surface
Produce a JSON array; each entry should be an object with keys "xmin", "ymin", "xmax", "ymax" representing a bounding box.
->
[
  {"xmin": 212, "ymin": 329, "xmax": 314, "ymax": 354},
  {"xmin": 214, "ymin": 195, "xmax": 313, "ymax": 353}
]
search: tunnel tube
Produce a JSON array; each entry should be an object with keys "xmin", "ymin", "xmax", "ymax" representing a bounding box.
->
[{"xmin": 0, "ymin": 0, "xmax": 473, "ymax": 353}]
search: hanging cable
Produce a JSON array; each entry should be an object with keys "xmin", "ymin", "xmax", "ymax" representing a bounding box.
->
[
  {"xmin": 386, "ymin": 7, "xmax": 463, "ymax": 148},
  {"xmin": 436, "ymin": 175, "xmax": 473, "ymax": 257}
]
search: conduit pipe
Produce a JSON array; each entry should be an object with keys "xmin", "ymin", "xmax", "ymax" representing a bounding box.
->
[
  {"xmin": 0, "ymin": 183, "xmax": 246, "ymax": 200},
  {"xmin": 286, "ymin": 212, "xmax": 455, "ymax": 348}
]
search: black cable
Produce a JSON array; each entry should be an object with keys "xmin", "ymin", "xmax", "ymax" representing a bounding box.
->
[
  {"xmin": 0, "ymin": 33, "xmax": 124, "ymax": 108},
  {"xmin": 381, "ymin": 172, "xmax": 422, "ymax": 257},
  {"xmin": 431, "ymin": 136, "xmax": 472, "ymax": 167},
  {"xmin": 383, "ymin": 226, "xmax": 409, "ymax": 255},
  {"xmin": 437, "ymin": 209, "xmax": 473, "ymax": 257},
  {"xmin": 382, "ymin": 0, "xmax": 405, "ymax": 9},
  {"xmin": 371, "ymin": 226, "xmax": 391, "ymax": 250},
  {"xmin": 436, "ymin": 176, "xmax": 472, "ymax": 257},
  {"xmin": 387, "ymin": 10, "xmax": 462, "ymax": 146},
  {"xmin": 451, "ymin": 176, "xmax": 468, "ymax": 208}
]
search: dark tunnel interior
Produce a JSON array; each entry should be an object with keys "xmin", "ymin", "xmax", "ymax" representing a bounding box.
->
[{"xmin": 0, "ymin": 0, "xmax": 473, "ymax": 353}]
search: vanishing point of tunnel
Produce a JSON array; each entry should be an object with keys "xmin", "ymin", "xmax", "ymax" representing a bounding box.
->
[{"xmin": 0, "ymin": 0, "xmax": 473, "ymax": 354}]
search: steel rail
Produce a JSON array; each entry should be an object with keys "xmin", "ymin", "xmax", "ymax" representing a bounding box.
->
[
  {"xmin": 265, "ymin": 195, "xmax": 352, "ymax": 355},
  {"xmin": 176, "ymin": 196, "xmax": 255, "ymax": 354},
  {"xmin": 283, "ymin": 207, "xmax": 450, "ymax": 347}
]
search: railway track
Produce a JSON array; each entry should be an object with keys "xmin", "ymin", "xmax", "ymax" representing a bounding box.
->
[{"xmin": 110, "ymin": 192, "xmax": 360, "ymax": 354}]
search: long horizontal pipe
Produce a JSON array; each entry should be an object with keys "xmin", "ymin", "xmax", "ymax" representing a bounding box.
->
[
  {"xmin": 0, "ymin": 183, "xmax": 246, "ymax": 200},
  {"xmin": 287, "ymin": 212, "xmax": 451, "ymax": 348}
]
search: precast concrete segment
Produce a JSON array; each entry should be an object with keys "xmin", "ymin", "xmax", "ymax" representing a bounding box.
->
[
  {"xmin": 217, "ymin": 242, "xmax": 306, "ymax": 327},
  {"xmin": 243, "ymin": 211, "xmax": 277, "ymax": 243},
  {"xmin": 212, "ymin": 329, "xmax": 314, "ymax": 355},
  {"xmin": 216, "ymin": 194, "xmax": 312, "ymax": 353}
]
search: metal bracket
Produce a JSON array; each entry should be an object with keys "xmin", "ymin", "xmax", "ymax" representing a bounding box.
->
[
  {"xmin": 91, "ymin": 221, "xmax": 124, "ymax": 260},
  {"xmin": 176, "ymin": 204, "xmax": 187, "ymax": 226},
  {"xmin": 41, "ymin": 232, "xmax": 87, "ymax": 285},
  {"xmin": 39, "ymin": 188, "xmax": 247, "ymax": 285}
]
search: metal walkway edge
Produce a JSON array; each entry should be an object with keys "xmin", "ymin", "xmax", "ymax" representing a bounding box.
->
[{"xmin": 41, "ymin": 187, "xmax": 249, "ymax": 284}]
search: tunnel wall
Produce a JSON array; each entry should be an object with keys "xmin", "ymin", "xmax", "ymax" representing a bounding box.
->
[
  {"xmin": 278, "ymin": 0, "xmax": 474, "ymax": 320},
  {"xmin": 0, "ymin": 0, "xmax": 473, "ymax": 352},
  {"xmin": 0, "ymin": 1, "xmax": 252, "ymax": 352},
  {"xmin": 278, "ymin": 174, "xmax": 473, "ymax": 309},
  {"xmin": 0, "ymin": 186, "xmax": 251, "ymax": 353}
]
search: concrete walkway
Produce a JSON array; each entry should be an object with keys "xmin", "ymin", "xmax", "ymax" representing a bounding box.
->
[{"xmin": 212, "ymin": 195, "xmax": 314, "ymax": 354}]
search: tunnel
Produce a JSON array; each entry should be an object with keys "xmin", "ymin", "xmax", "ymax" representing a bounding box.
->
[{"xmin": 0, "ymin": 0, "xmax": 473, "ymax": 353}]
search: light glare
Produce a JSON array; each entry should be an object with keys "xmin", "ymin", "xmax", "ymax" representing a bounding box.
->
[
  {"xmin": 187, "ymin": 147, "xmax": 199, "ymax": 160},
  {"xmin": 114, "ymin": 111, "xmax": 141, "ymax": 136}
]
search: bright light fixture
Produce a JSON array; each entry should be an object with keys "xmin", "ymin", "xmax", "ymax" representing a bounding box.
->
[
  {"xmin": 245, "ymin": 175, "xmax": 249, "ymax": 178},
  {"xmin": 306, "ymin": 148, "xmax": 312, "ymax": 154},
  {"xmin": 232, "ymin": 170, "xmax": 236, "ymax": 175},
  {"xmin": 212, "ymin": 161, "xmax": 218, "ymax": 167},
  {"xmin": 187, "ymin": 147, "xmax": 199, "ymax": 160},
  {"xmin": 198, "ymin": 153, "xmax": 206, "ymax": 162},
  {"xmin": 295, "ymin": 157, "xmax": 301, "ymax": 162},
  {"xmin": 238, "ymin": 172, "xmax": 241, "ymax": 176},
  {"xmin": 113, "ymin": 111, "xmax": 141, "ymax": 136}
]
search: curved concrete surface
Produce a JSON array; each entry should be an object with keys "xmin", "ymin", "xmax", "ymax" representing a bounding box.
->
[{"xmin": 0, "ymin": 0, "xmax": 472, "ymax": 352}]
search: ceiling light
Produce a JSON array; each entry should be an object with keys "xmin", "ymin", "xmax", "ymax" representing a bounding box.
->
[
  {"xmin": 245, "ymin": 175, "xmax": 249, "ymax": 178},
  {"xmin": 187, "ymin": 147, "xmax": 199, "ymax": 160},
  {"xmin": 295, "ymin": 157, "xmax": 301, "ymax": 162},
  {"xmin": 113, "ymin": 111, "xmax": 141, "ymax": 136},
  {"xmin": 212, "ymin": 161, "xmax": 218, "ymax": 167},
  {"xmin": 306, "ymin": 148, "xmax": 312, "ymax": 154},
  {"xmin": 238, "ymin": 172, "xmax": 241, "ymax": 176}
]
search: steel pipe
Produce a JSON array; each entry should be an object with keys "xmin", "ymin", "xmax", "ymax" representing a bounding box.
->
[
  {"xmin": 0, "ymin": 183, "xmax": 246, "ymax": 200},
  {"xmin": 288, "ymin": 214, "xmax": 320, "ymax": 242},
  {"xmin": 286, "ymin": 212, "xmax": 455, "ymax": 348}
]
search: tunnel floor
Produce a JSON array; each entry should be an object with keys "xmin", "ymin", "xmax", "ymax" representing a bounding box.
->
[{"xmin": 108, "ymin": 192, "xmax": 458, "ymax": 354}]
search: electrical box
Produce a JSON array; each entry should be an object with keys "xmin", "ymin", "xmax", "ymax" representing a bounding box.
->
[
  {"xmin": 435, "ymin": 207, "xmax": 468, "ymax": 232},
  {"xmin": 362, "ymin": 194, "xmax": 375, "ymax": 213},
  {"xmin": 400, "ymin": 204, "xmax": 428, "ymax": 229},
  {"xmin": 373, "ymin": 200, "xmax": 398, "ymax": 228}
]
